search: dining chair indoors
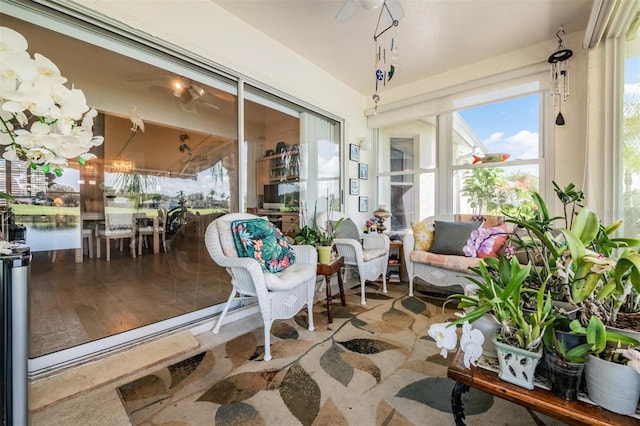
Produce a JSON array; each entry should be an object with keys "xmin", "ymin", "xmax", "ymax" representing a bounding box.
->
[{"xmin": 96, "ymin": 194, "xmax": 137, "ymax": 261}]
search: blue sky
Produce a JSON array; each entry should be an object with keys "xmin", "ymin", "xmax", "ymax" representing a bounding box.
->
[
  {"xmin": 625, "ymin": 55, "xmax": 640, "ymax": 103},
  {"xmin": 458, "ymin": 94, "xmax": 540, "ymax": 160}
]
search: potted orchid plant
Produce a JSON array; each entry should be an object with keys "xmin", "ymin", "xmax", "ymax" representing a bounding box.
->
[
  {"xmin": 429, "ymin": 256, "xmax": 556, "ymax": 389},
  {"xmin": 0, "ymin": 26, "xmax": 103, "ymax": 176},
  {"xmin": 567, "ymin": 316, "xmax": 640, "ymax": 415}
]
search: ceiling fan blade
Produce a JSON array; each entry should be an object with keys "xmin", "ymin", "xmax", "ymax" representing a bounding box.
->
[
  {"xmin": 336, "ymin": 0, "xmax": 359, "ymax": 21},
  {"xmin": 386, "ymin": 0, "xmax": 405, "ymax": 21},
  {"xmin": 200, "ymin": 101, "xmax": 220, "ymax": 110}
]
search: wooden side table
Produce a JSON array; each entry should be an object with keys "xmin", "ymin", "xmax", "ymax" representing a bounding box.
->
[
  {"xmin": 388, "ymin": 240, "xmax": 407, "ymax": 282},
  {"xmin": 316, "ymin": 256, "xmax": 346, "ymax": 323},
  {"xmin": 447, "ymin": 349, "xmax": 637, "ymax": 426}
]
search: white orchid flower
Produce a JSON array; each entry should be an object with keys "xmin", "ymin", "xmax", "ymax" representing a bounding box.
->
[
  {"xmin": 24, "ymin": 147, "xmax": 54, "ymax": 164},
  {"xmin": 460, "ymin": 321, "xmax": 484, "ymax": 368},
  {"xmin": 0, "ymin": 27, "xmax": 29, "ymax": 52},
  {"xmin": 47, "ymin": 156, "xmax": 69, "ymax": 169},
  {"xmin": 2, "ymin": 145, "xmax": 20, "ymax": 161},
  {"xmin": 615, "ymin": 348, "xmax": 640, "ymax": 374},
  {"xmin": 2, "ymin": 81, "xmax": 55, "ymax": 116},
  {"xmin": 79, "ymin": 152, "xmax": 97, "ymax": 162},
  {"xmin": 428, "ymin": 322, "xmax": 458, "ymax": 358},
  {"xmin": 0, "ymin": 26, "xmax": 103, "ymax": 175},
  {"xmin": 33, "ymin": 53, "xmax": 66, "ymax": 85}
]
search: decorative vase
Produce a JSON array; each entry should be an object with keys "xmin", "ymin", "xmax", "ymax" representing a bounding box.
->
[
  {"xmin": 373, "ymin": 205, "xmax": 391, "ymax": 233},
  {"xmin": 492, "ymin": 336, "xmax": 542, "ymax": 390},
  {"xmin": 317, "ymin": 245, "xmax": 332, "ymax": 264},
  {"xmin": 544, "ymin": 351, "xmax": 585, "ymax": 401},
  {"xmin": 585, "ymin": 354, "xmax": 640, "ymax": 415}
]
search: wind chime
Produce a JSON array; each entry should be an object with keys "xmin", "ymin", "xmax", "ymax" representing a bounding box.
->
[
  {"xmin": 548, "ymin": 27, "xmax": 573, "ymax": 126},
  {"xmin": 373, "ymin": 1, "xmax": 400, "ymax": 114}
]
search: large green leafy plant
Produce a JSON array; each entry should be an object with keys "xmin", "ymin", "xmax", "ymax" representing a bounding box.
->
[
  {"xmin": 447, "ymin": 256, "xmax": 555, "ymax": 351},
  {"xmin": 507, "ymin": 182, "xmax": 640, "ymax": 326}
]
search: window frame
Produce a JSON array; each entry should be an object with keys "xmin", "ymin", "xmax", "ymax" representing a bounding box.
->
[{"xmin": 375, "ymin": 70, "xmax": 553, "ymax": 226}]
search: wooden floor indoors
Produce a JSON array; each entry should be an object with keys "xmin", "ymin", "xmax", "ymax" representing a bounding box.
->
[{"xmin": 27, "ymin": 222, "xmax": 231, "ymax": 358}]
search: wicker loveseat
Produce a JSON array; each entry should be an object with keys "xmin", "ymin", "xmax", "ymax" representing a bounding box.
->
[{"xmin": 402, "ymin": 214, "xmax": 515, "ymax": 297}]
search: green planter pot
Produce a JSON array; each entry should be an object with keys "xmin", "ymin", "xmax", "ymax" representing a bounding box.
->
[
  {"xmin": 492, "ymin": 336, "xmax": 542, "ymax": 390},
  {"xmin": 317, "ymin": 245, "xmax": 332, "ymax": 264}
]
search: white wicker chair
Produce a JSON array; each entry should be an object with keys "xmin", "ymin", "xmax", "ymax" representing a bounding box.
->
[
  {"xmin": 316, "ymin": 212, "xmax": 390, "ymax": 305},
  {"xmin": 204, "ymin": 213, "xmax": 316, "ymax": 361}
]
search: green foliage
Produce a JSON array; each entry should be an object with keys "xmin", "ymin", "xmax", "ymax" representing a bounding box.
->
[
  {"xmin": 294, "ymin": 225, "xmax": 317, "ymax": 245},
  {"xmin": 447, "ymin": 257, "xmax": 555, "ymax": 351},
  {"xmin": 568, "ymin": 316, "xmax": 639, "ymax": 362},
  {"xmin": 461, "ymin": 168, "xmax": 507, "ymax": 215},
  {"xmin": 507, "ymin": 181, "xmax": 640, "ymax": 322},
  {"xmin": 294, "ymin": 218, "xmax": 344, "ymax": 246},
  {"xmin": 114, "ymin": 172, "xmax": 157, "ymax": 195},
  {"xmin": 460, "ymin": 168, "xmax": 537, "ymax": 217}
]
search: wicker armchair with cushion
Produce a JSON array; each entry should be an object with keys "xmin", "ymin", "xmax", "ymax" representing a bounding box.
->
[
  {"xmin": 204, "ymin": 213, "xmax": 316, "ymax": 361},
  {"xmin": 316, "ymin": 212, "xmax": 390, "ymax": 305}
]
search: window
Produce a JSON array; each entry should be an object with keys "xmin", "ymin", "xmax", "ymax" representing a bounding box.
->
[
  {"xmin": 453, "ymin": 95, "xmax": 542, "ymax": 216},
  {"xmin": 377, "ymin": 81, "xmax": 548, "ymax": 229},
  {"xmin": 620, "ymin": 22, "xmax": 640, "ymax": 237},
  {"xmin": 377, "ymin": 118, "xmax": 436, "ymax": 231},
  {"xmin": 0, "ymin": 9, "xmax": 342, "ymax": 372}
]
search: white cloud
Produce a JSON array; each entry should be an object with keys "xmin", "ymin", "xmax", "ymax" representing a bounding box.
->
[{"xmin": 482, "ymin": 130, "xmax": 539, "ymax": 160}]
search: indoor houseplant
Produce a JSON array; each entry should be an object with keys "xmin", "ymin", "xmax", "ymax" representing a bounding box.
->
[
  {"xmin": 506, "ymin": 182, "xmax": 640, "ymax": 329},
  {"xmin": 568, "ymin": 316, "xmax": 640, "ymax": 415},
  {"xmin": 0, "ymin": 26, "xmax": 103, "ymax": 175},
  {"xmin": 541, "ymin": 317, "xmax": 590, "ymax": 400},
  {"xmin": 430, "ymin": 256, "xmax": 556, "ymax": 389}
]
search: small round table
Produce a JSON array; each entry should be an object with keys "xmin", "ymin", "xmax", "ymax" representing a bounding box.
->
[{"xmin": 316, "ymin": 256, "xmax": 346, "ymax": 323}]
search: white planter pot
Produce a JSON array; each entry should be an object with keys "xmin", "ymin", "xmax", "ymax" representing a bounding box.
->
[
  {"xmin": 492, "ymin": 336, "xmax": 542, "ymax": 390},
  {"xmin": 473, "ymin": 314, "xmax": 499, "ymax": 358},
  {"xmin": 585, "ymin": 354, "xmax": 640, "ymax": 415}
]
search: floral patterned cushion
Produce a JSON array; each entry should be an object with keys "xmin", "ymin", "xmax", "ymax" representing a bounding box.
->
[
  {"xmin": 409, "ymin": 250, "xmax": 482, "ymax": 274},
  {"xmin": 231, "ymin": 218, "xmax": 296, "ymax": 273},
  {"xmin": 463, "ymin": 224, "xmax": 511, "ymax": 258},
  {"xmin": 412, "ymin": 221, "xmax": 433, "ymax": 251}
]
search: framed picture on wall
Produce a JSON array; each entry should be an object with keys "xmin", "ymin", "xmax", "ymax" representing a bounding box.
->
[
  {"xmin": 350, "ymin": 178, "xmax": 360, "ymax": 195},
  {"xmin": 359, "ymin": 163, "xmax": 368, "ymax": 180},
  {"xmin": 349, "ymin": 143, "xmax": 360, "ymax": 162},
  {"xmin": 359, "ymin": 196, "xmax": 368, "ymax": 212}
]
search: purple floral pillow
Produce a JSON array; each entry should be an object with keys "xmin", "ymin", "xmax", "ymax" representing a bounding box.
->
[{"xmin": 464, "ymin": 224, "xmax": 510, "ymax": 258}]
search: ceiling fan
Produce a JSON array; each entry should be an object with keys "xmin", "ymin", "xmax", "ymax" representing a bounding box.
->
[
  {"xmin": 335, "ymin": 0, "xmax": 404, "ymax": 23},
  {"xmin": 127, "ymin": 74, "xmax": 233, "ymax": 113}
]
